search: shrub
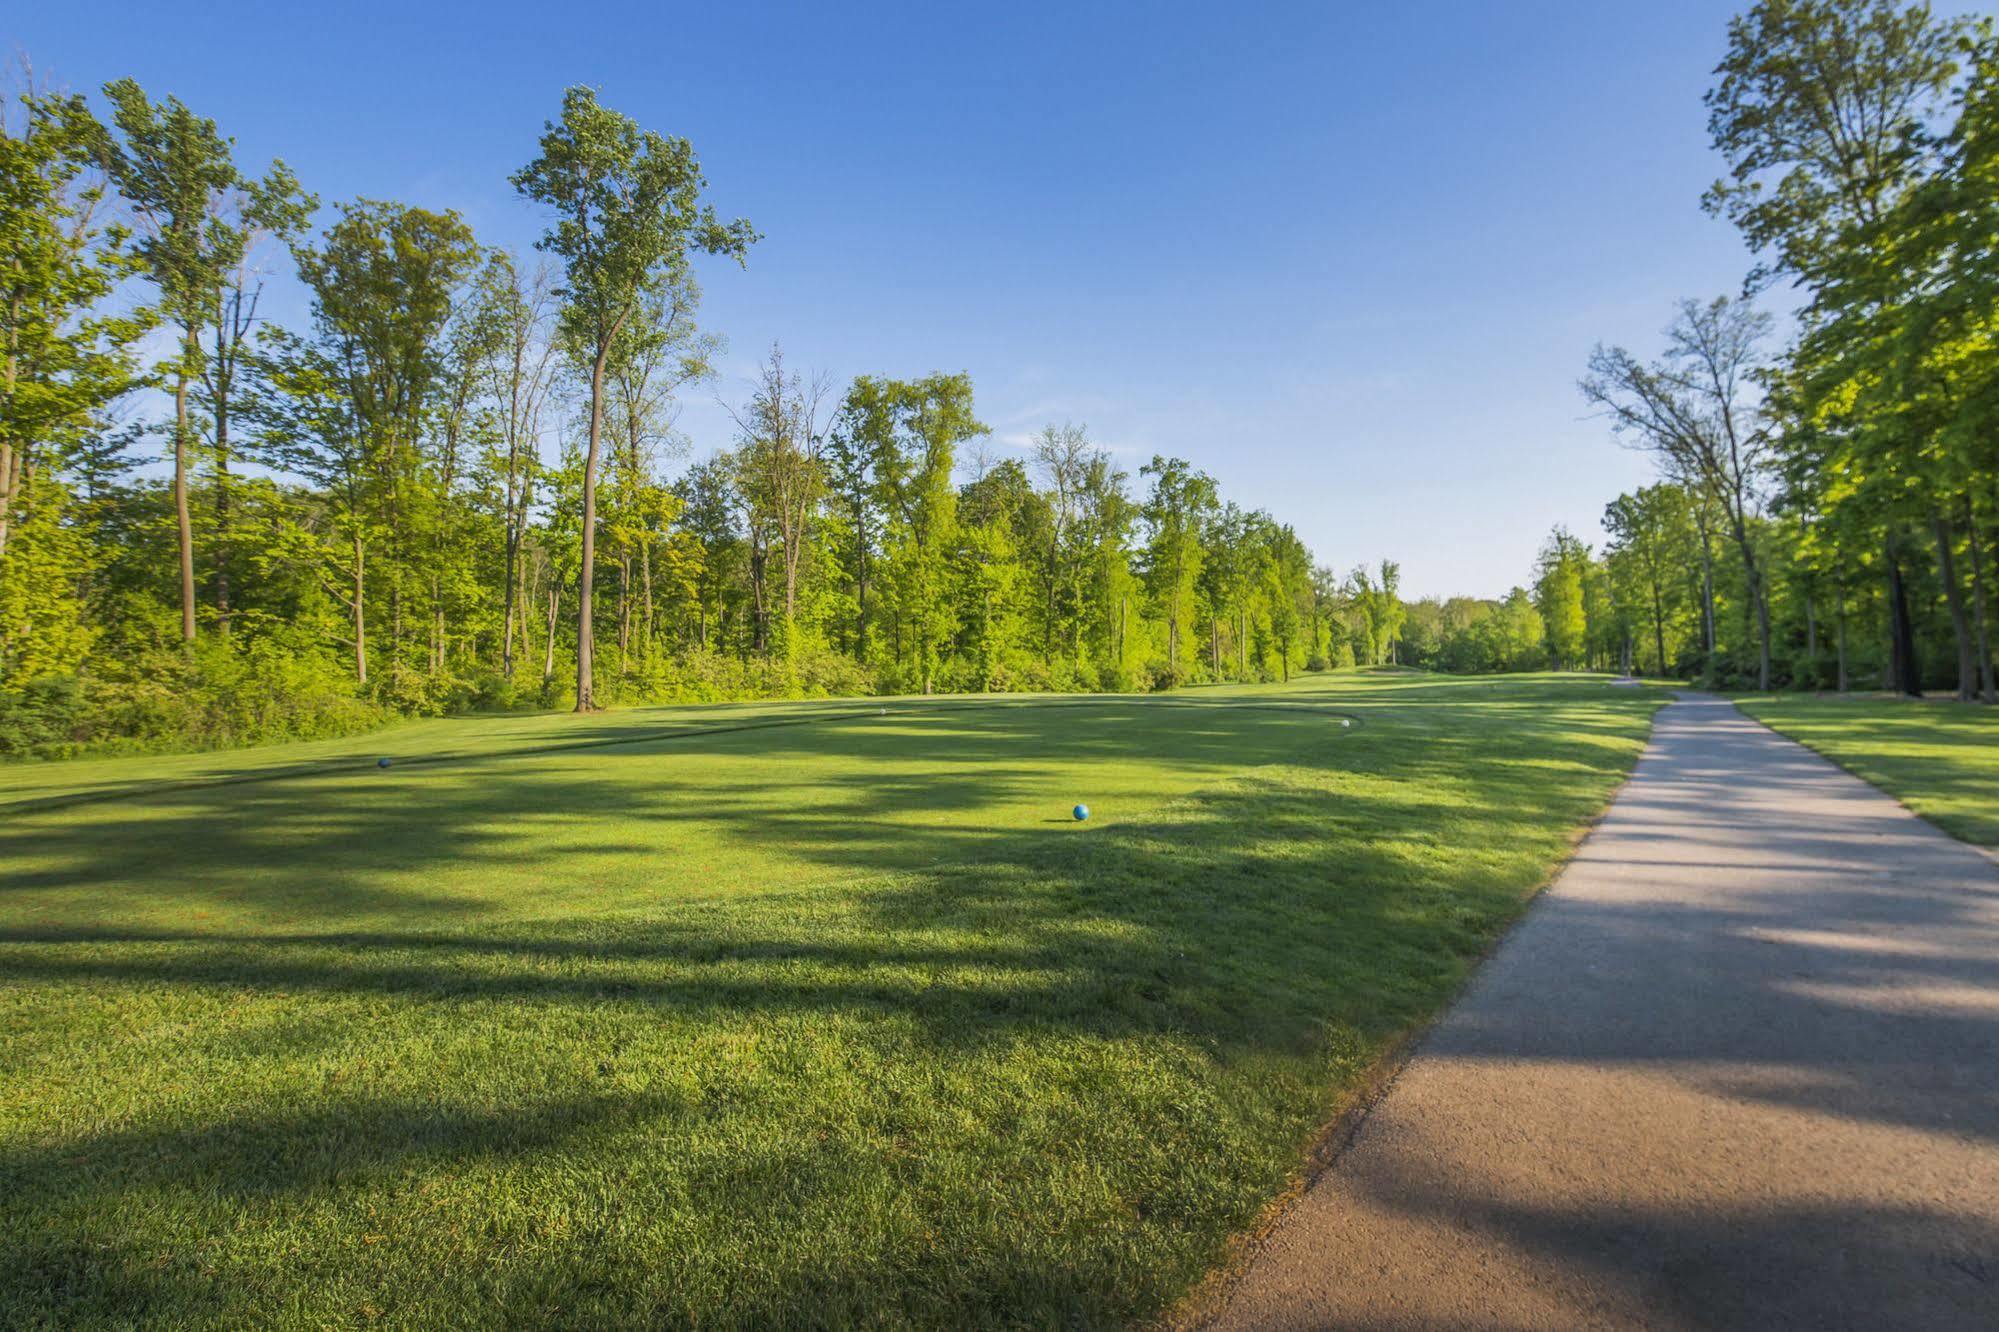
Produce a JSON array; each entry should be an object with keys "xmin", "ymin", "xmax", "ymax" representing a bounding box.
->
[{"xmin": 0, "ymin": 634, "xmax": 391, "ymax": 761}]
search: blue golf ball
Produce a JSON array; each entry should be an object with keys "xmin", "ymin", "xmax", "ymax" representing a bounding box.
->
[
  {"xmin": 1072, "ymin": 804, "xmax": 1090, "ymax": 822},
  {"xmin": 377, "ymin": 757, "xmax": 393, "ymax": 769}
]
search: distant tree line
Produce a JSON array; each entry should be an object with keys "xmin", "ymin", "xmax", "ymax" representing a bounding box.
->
[{"xmin": 0, "ymin": 78, "xmax": 1414, "ymax": 757}]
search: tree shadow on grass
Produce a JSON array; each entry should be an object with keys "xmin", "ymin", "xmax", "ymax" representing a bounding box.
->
[
  {"xmin": 5, "ymin": 684, "xmax": 1991, "ymax": 1328},
  {"xmin": 0, "ymin": 683, "xmax": 1679, "ymax": 1327}
]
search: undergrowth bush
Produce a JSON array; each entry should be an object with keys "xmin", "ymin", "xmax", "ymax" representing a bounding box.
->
[
  {"xmin": 0, "ymin": 634, "xmax": 393, "ymax": 761},
  {"xmin": 2, "ymin": 632, "xmax": 1213, "ymax": 764}
]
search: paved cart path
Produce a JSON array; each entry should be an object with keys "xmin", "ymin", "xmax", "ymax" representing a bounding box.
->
[{"xmin": 1207, "ymin": 693, "xmax": 1999, "ymax": 1330}]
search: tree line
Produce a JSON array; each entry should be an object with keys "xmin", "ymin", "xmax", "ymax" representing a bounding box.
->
[
  {"xmin": 1, "ymin": 78, "xmax": 1414, "ymax": 756},
  {"xmin": 1386, "ymin": 1, "xmax": 1998, "ymax": 699},
  {"xmin": 17, "ymin": 0, "xmax": 1970, "ymax": 760},
  {"xmin": 1568, "ymin": 0, "xmax": 1997, "ymax": 700}
]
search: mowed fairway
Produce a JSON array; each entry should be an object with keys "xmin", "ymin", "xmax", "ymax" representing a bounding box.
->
[
  {"xmin": 1734, "ymin": 694, "xmax": 1999, "ymax": 847},
  {"xmin": 0, "ymin": 672, "xmax": 1658, "ymax": 1329}
]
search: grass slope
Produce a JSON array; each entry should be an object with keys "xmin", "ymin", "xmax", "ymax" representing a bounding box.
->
[
  {"xmin": 0, "ymin": 672, "xmax": 1658, "ymax": 1329},
  {"xmin": 1734, "ymin": 694, "xmax": 1999, "ymax": 847}
]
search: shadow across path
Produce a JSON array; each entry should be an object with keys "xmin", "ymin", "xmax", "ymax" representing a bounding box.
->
[{"xmin": 1207, "ymin": 693, "xmax": 1999, "ymax": 1330}]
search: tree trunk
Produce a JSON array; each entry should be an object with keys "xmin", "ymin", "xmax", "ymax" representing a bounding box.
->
[
  {"xmin": 748, "ymin": 534, "xmax": 769, "ymax": 657},
  {"xmin": 0, "ymin": 293, "xmax": 20, "ymax": 558},
  {"xmin": 352, "ymin": 533, "xmax": 367, "ymax": 686},
  {"xmin": 0, "ymin": 438, "xmax": 14, "ymax": 561},
  {"xmin": 783, "ymin": 541, "xmax": 799, "ymax": 627},
  {"xmin": 1693, "ymin": 507, "xmax": 1717, "ymax": 670},
  {"xmin": 501, "ymin": 536, "xmax": 519, "ymax": 678},
  {"xmin": 214, "ymin": 416, "xmax": 232, "ymax": 635},
  {"xmin": 1649, "ymin": 575, "xmax": 1667, "ymax": 678},
  {"xmin": 1886, "ymin": 531, "xmax": 1921, "ymax": 697},
  {"xmin": 1963, "ymin": 492, "xmax": 1995, "ymax": 704},
  {"xmin": 854, "ymin": 518, "xmax": 871, "ymax": 662},
  {"xmin": 1730, "ymin": 521, "xmax": 1772, "ymax": 691},
  {"xmin": 543, "ymin": 579, "xmax": 559, "ymax": 686},
  {"xmin": 1804, "ymin": 585, "xmax": 1817, "ymax": 690},
  {"xmin": 618, "ymin": 554, "xmax": 631, "ymax": 676},
  {"xmin": 576, "ymin": 347, "xmax": 608, "ymax": 710},
  {"xmin": 522, "ymin": 566, "xmax": 539, "ymax": 681},
  {"xmin": 174, "ymin": 330, "xmax": 198, "ymax": 643},
  {"xmin": 641, "ymin": 539, "xmax": 655, "ymax": 665},
  {"xmin": 521, "ymin": 557, "xmax": 538, "ymax": 680},
  {"xmin": 1044, "ymin": 552, "xmax": 1057, "ymax": 667},
  {"xmin": 1930, "ymin": 505, "xmax": 1977, "ymax": 702},
  {"xmin": 1835, "ymin": 580, "xmax": 1849, "ymax": 693},
  {"xmin": 1119, "ymin": 595, "xmax": 1129, "ymax": 676}
]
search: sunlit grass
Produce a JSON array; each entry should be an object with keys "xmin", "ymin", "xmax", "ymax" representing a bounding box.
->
[
  {"xmin": 1734, "ymin": 693, "xmax": 1999, "ymax": 847},
  {"xmin": 0, "ymin": 671, "xmax": 1659, "ymax": 1328}
]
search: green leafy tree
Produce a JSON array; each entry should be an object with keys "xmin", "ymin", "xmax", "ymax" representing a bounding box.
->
[
  {"xmin": 875, "ymin": 373, "xmax": 983, "ymax": 693},
  {"xmin": 824, "ymin": 376, "xmax": 902, "ymax": 661},
  {"xmin": 728, "ymin": 346, "xmax": 827, "ymax": 676},
  {"xmin": 285, "ymin": 200, "xmax": 481, "ymax": 693},
  {"xmin": 462, "ymin": 253, "xmax": 564, "ymax": 678},
  {"xmin": 1702, "ymin": 0, "xmax": 1980, "ymax": 697},
  {"xmin": 603, "ymin": 271, "xmax": 713, "ymax": 674},
  {"xmin": 1030, "ymin": 422, "xmax": 1093, "ymax": 666},
  {"xmin": 97, "ymin": 78, "xmax": 303, "ymax": 642},
  {"xmin": 513, "ymin": 86, "xmax": 756, "ymax": 710},
  {"xmin": 1604, "ymin": 485, "xmax": 1696, "ymax": 676},
  {"xmin": 1138, "ymin": 455, "xmax": 1216, "ymax": 686},
  {"xmin": 0, "ymin": 87, "xmax": 142, "ymax": 694},
  {"xmin": 1075, "ymin": 449, "xmax": 1141, "ymax": 687},
  {"xmin": 1705, "ymin": 0, "xmax": 1970, "ymax": 289},
  {"xmin": 1534, "ymin": 529, "xmax": 1592, "ymax": 670},
  {"xmin": 1583, "ymin": 297, "xmax": 1777, "ymax": 688},
  {"xmin": 954, "ymin": 457, "xmax": 1035, "ymax": 689}
]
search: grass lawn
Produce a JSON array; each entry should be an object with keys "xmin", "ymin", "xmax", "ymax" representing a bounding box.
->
[
  {"xmin": 1734, "ymin": 694, "xmax": 1999, "ymax": 848},
  {"xmin": 0, "ymin": 671, "xmax": 1658, "ymax": 1329}
]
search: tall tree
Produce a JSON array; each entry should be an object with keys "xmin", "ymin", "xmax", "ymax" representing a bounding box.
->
[
  {"xmin": 288, "ymin": 200, "xmax": 481, "ymax": 690},
  {"xmin": 464, "ymin": 253, "xmax": 564, "ymax": 678},
  {"xmin": 603, "ymin": 269, "xmax": 713, "ymax": 671},
  {"xmin": 1031, "ymin": 422, "xmax": 1093, "ymax": 664},
  {"xmin": 196, "ymin": 164, "xmax": 313, "ymax": 633},
  {"xmin": 1075, "ymin": 448, "xmax": 1139, "ymax": 686},
  {"xmin": 727, "ymin": 345, "xmax": 828, "ymax": 668},
  {"xmin": 1604, "ymin": 485, "xmax": 1695, "ymax": 676},
  {"xmin": 0, "ymin": 87, "xmax": 142, "ymax": 562},
  {"xmin": 1583, "ymin": 297, "xmax": 1778, "ymax": 689},
  {"xmin": 0, "ymin": 86, "xmax": 144, "ymax": 684},
  {"xmin": 1705, "ymin": 0, "xmax": 1969, "ymax": 288},
  {"xmin": 1704, "ymin": 0, "xmax": 1974, "ymax": 695},
  {"xmin": 955, "ymin": 457, "xmax": 1034, "ymax": 689},
  {"xmin": 824, "ymin": 376, "xmax": 900, "ymax": 661},
  {"xmin": 512, "ymin": 86, "xmax": 756, "ymax": 710},
  {"xmin": 875, "ymin": 373, "xmax": 982, "ymax": 693},
  {"xmin": 1534, "ymin": 530, "xmax": 1591, "ymax": 670},
  {"xmin": 1139, "ymin": 455, "xmax": 1217, "ymax": 685},
  {"xmin": 96, "ymin": 78, "xmax": 302, "ymax": 642}
]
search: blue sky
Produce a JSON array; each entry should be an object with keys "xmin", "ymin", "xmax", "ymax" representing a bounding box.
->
[{"xmin": 13, "ymin": 1, "xmax": 1810, "ymax": 596}]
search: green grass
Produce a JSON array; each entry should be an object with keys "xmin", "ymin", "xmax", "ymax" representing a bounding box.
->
[
  {"xmin": 0, "ymin": 671, "xmax": 1659, "ymax": 1329},
  {"xmin": 1734, "ymin": 693, "xmax": 1999, "ymax": 847}
]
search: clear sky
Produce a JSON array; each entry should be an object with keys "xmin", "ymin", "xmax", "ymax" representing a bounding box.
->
[{"xmin": 14, "ymin": 0, "xmax": 1804, "ymax": 597}]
